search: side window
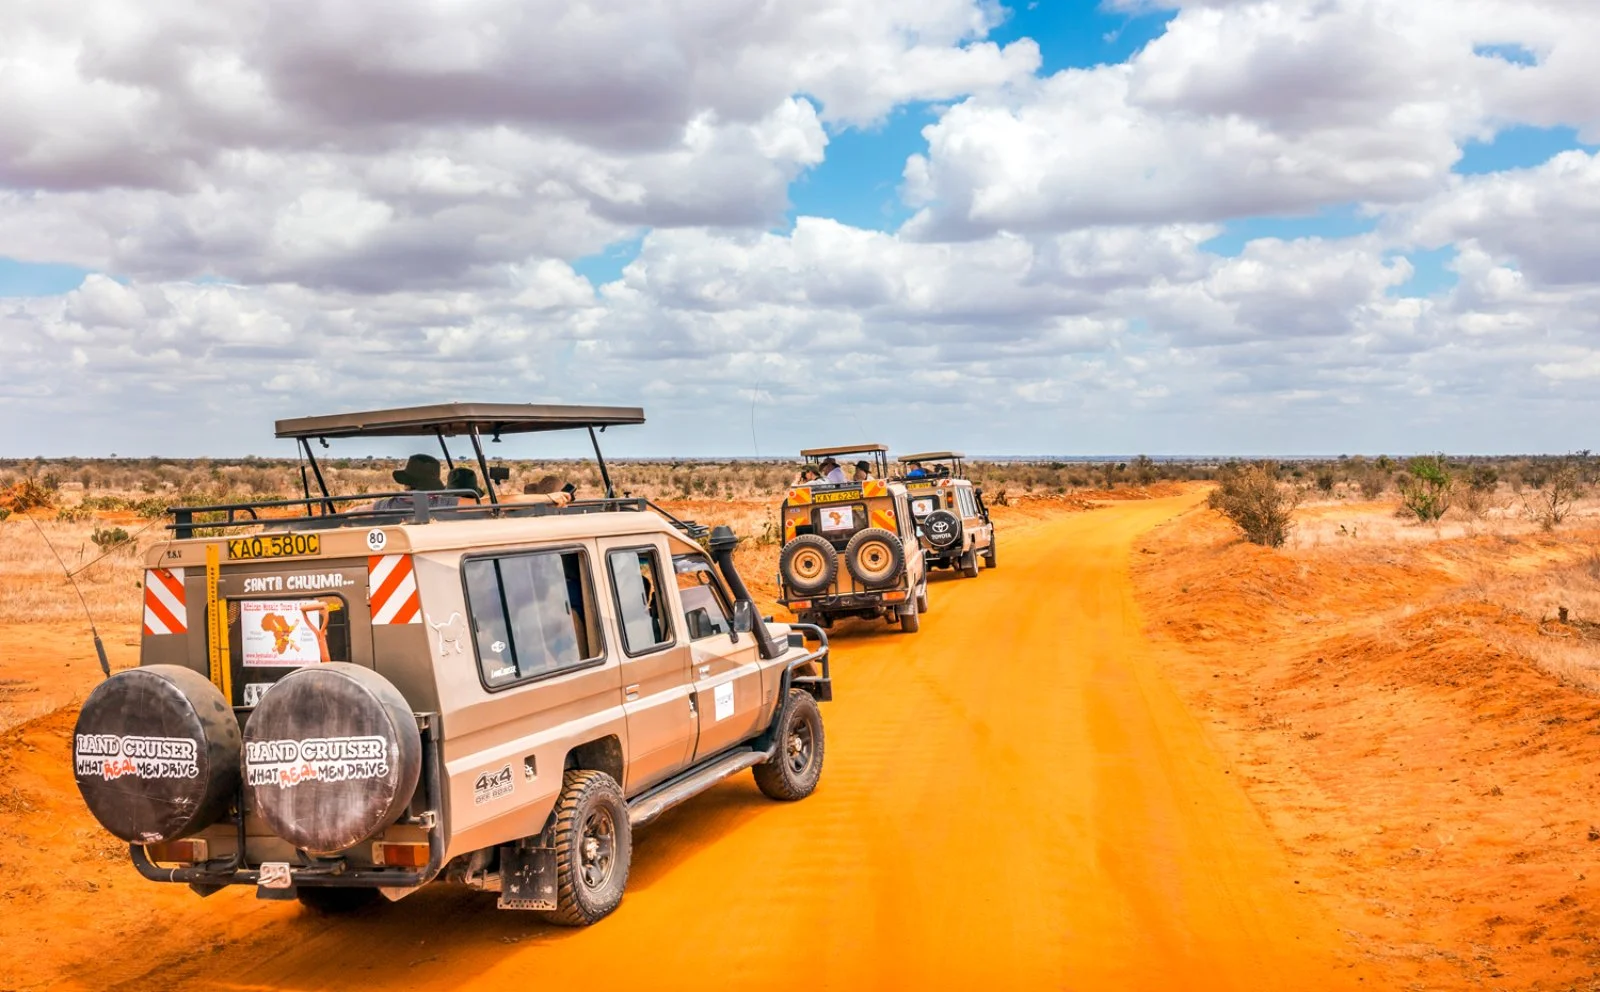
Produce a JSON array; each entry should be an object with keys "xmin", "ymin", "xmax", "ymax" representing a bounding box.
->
[
  {"xmin": 463, "ymin": 550, "xmax": 604, "ymax": 690},
  {"xmin": 609, "ymin": 548, "xmax": 673, "ymax": 655},
  {"xmin": 673, "ymin": 555, "xmax": 733, "ymax": 640}
]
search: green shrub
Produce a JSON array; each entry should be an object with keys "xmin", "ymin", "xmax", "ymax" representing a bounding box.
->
[
  {"xmin": 91, "ymin": 526, "xmax": 132, "ymax": 554},
  {"xmin": 1208, "ymin": 462, "xmax": 1301, "ymax": 548},
  {"xmin": 1398, "ymin": 455, "xmax": 1453, "ymax": 522}
]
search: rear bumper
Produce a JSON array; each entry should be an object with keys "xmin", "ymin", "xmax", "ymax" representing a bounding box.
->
[{"xmin": 130, "ymin": 714, "xmax": 446, "ymax": 893}]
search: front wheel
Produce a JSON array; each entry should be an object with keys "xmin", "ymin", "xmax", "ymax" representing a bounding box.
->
[
  {"xmin": 754, "ymin": 690, "xmax": 824, "ymax": 801},
  {"xmin": 916, "ymin": 588, "xmax": 929, "ymax": 614},
  {"xmin": 541, "ymin": 770, "xmax": 631, "ymax": 927}
]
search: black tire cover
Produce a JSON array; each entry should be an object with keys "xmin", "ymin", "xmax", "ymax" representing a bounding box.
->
[
  {"xmin": 923, "ymin": 510, "xmax": 962, "ymax": 548},
  {"xmin": 243, "ymin": 663, "xmax": 421, "ymax": 855},
  {"xmin": 845, "ymin": 527, "xmax": 906, "ymax": 586},
  {"xmin": 73, "ymin": 665, "xmax": 241, "ymax": 844},
  {"xmin": 780, "ymin": 534, "xmax": 838, "ymax": 596}
]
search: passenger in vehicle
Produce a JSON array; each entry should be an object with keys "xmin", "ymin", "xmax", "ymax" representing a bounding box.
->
[
  {"xmin": 447, "ymin": 466, "xmax": 483, "ymax": 504},
  {"xmin": 820, "ymin": 458, "xmax": 847, "ymax": 484},
  {"xmin": 372, "ymin": 454, "xmax": 459, "ymax": 511},
  {"xmin": 905, "ymin": 462, "xmax": 928, "ymax": 479},
  {"xmin": 793, "ymin": 465, "xmax": 821, "ymax": 486},
  {"xmin": 852, "ymin": 460, "xmax": 872, "ymax": 482}
]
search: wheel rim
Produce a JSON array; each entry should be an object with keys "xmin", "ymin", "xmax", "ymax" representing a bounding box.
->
[
  {"xmin": 785, "ymin": 713, "xmax": 814, "ymax": 776},
  {"xmin": 855, "ymin": 540, "xmax": 894, "ymax": 582},
  {"xmin": 578, "ymin": 807, "xmax": 617, "ymax": 891},
  {"xmin": 792, "ymin": 548, "xmax": 827, "ymax": 582}
]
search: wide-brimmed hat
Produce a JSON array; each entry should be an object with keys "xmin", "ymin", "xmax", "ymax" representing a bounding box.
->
[
  {"xmin": 819, "ymin": 457, "xmax": 839, "ymax": 469},
  {"xmin": 446, "ymin": 466, "xmax": 483, "ymax": 497},
  {"xmin": 854, "ymin": 460, "xmax": 870, "ymax": 472},
  {"xmin": 393, "ymin": 453, "xmax": 445, "ymax": 491}
]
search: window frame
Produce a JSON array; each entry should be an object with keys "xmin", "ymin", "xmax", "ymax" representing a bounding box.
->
[
  {"xmin": 671, "ymin": 552, "xmax": 737, "ymax": 641},
  {"xmin": 605, "ymin": 544, "xmax": 678, "ymax": 659},
  {"xmin": 459, "ymin": 543, "xmax": 608, "ymax": 693}
]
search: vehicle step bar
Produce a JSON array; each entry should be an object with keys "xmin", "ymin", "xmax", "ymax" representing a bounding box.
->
[{"xmin": 628, "ymin": 748, "xmax": 770, "ymax": 829}]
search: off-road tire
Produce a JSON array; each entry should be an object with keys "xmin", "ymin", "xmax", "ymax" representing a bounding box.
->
[
  {"xmin": 916, "ymin": 588, "xmax": 929, "ymax": 614},
  {"xmin": 959, "ymin": 550, "xmax": 980, "ymax": 579},
  {"xmin": 780, "ymin": 535, "xmax": 837, "ymax": 596},
  {"xmin": 922, "ymin": 509, "xmax": 962, "ymax": 550},
  {"xmin": 753, "ymin": 689, "xmax": 824, "ymax": 801},
  {"xmin": 983, "ymin": 539, "xmax": 997, "ymax": 569},
  {"xmin": 899, "ymin": 606, "xmax": 921, "ymax": 633},
  {"xmin": 844, "ymin": 528, "xmax": 905, "ymax": 587},
  {"xmin": 296, "ymin": 887, "xmax": 381, "ymax": 915},
  {"xmin": 541, "ymin": 770, "xmax": 631, "ymax": 927}
]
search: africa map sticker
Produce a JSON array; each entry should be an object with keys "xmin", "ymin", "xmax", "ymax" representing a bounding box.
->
[
  {"xmin": 819, "ymin": 506, "xmax": 856, "ymax": 532},
  {"xmin": 241, "ymin": 599, "xmax": 331, "ymax": 667}
]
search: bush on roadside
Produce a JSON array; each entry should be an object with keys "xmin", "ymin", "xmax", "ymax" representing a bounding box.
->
[
  {"xmin": 1521, "ymin": 460, "xmax": 1585, "ymax": 531},
  {"xmin": 0, "ymin": 477, "xmax": 58, "ymax": 513},
  {"xmin": 1398, "ymin": 455, "xmax": 1453, "ymax": 522},
  {"xmin": 91, "ymin": 526, "xmax": 132, "ymax": 554},
  {"xmin": 1208, "ymin": 462, "xmax": 1301, "ymax": 548}
]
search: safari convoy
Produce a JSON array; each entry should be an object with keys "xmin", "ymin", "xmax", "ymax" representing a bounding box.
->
[{"xmin": 69, "ymin": 404, "xmax": 995, "ymax": 926}]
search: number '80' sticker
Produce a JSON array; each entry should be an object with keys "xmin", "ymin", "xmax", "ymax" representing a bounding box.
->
[{"xmin": 366, "ymin": 529, "xmax": 387, "ymax": 552}]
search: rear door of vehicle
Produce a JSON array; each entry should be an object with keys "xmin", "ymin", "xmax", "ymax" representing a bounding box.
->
[
  {"xmin": 600, "ymin": 538, "xmax": 698, "ymax": 793},
  {"xmin": 672, "ymin": 553, "xmax": 767, "ymax": 760}
]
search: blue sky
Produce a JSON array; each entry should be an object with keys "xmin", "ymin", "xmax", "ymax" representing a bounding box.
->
[{"xmin": 4, "ymin": 0, "xmax": 1600, "ymax": 456}]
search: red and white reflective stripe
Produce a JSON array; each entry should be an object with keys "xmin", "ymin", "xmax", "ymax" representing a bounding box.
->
[
  {"xmin": 143, "ymin": 568, "xmax": 187, "ymax": 635},
  {"xmin": 368, "ymin": 555, "xmax": 421, "ymax": 625}
]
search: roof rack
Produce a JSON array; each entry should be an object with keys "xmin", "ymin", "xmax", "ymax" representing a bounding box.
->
[{"xmin": 167, "ymin": 494, "xmax": 709, "ymax": 541}]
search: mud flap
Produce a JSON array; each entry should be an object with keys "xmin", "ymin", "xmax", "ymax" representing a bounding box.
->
[{"xmin": 497, "ymin": 846, "xmax": 557, "ymax": 910}]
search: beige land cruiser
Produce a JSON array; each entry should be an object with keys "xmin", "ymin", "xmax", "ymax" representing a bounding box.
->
[
  {"xmin": 897, "ymin": 451, "xmax": 997, "ymax": 578},
  {"xmin": 776, "ymin": 444, "xmax": 927, "ymax": 633},
  {"xmin": 71, "ymin": 404, "xmax": 830, "ymax": 927}
]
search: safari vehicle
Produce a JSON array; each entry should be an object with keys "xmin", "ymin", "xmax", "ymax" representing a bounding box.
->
[
  {"xmin": 776, "ymin": 444, "xmax": 927, "ymax": 633},
  {"xmin": 897, "ymin": 451, "xmax": 996, "ymax": 578},
  {"xmin": 71, "ymin": 403, "xmax": 830, "ymax": 927}
]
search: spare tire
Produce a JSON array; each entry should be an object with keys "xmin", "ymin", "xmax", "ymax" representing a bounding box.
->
[
  {"xmin": 845, "ymin": 528, "xmax": 905, "ymax": 587},
  {"xmin": 780, "ymin": 534, "xmax": 837, "ymax": 596},
  {"xmin": 243, "ymin": 663, "xmax": 421, "ymax": 856},
  {"xmin": 923, "ymin": 509, "xmax": 962, "ymax": 549},
  {"xmin": 73, "ymin": 665, "xmax": 241, "ymax": 844}
]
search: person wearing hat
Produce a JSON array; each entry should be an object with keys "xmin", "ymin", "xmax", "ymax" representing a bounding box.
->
[
  {"xmin": 852, "ymin": 460, "xmax": 872, "ymax": 482},
  {"xmin": 371, "ymin": 453, "xmax": 461, "ymax": 511},
  {"xmin": 446, "ymin": 466, "xmax": 483, "ymax": 504},
  {"xmin": 819, "ymin": 457, "xmax": 847, "ymax": 484}
]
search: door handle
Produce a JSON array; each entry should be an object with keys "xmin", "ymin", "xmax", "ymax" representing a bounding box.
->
[{"xmin": 625, "ymin": 683, "xmax": 640, "ymax": 700}]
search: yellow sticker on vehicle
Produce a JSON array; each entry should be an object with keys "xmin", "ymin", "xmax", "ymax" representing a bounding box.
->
[
  {"xmin": 811, "ymin": 488, "xmax": 863, "ymax": 504},
  {"xmin": 227, "ymin": 534, "xmax": 321, "ymax": 560}
]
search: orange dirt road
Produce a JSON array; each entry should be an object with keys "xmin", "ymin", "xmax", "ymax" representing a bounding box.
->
[{"xmin": 26, "ymin": 494, "xmax": 1373, "ymax": 991}]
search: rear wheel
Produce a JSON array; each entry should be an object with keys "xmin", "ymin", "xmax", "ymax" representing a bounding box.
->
[
  {"xmin": 916, "ymin": 588, "xmax": 929, "ymax": 614},
  {"xmin": 899, "ymin": 607, "xmax": 921, "ymax": 633},
  {"xmin": 541, "ymin": 770, "xmax": 631, "ymax": 927},
  {"xmin": 983, "ymin": 539, "xmax": 997, "ymax": 569},
  {"xmin": 296, "ymin": 887, "xmax": 381, "ymax": 915},
  {"xmin": 960, "ymin": 550, "xmax": 979, "ymax": 578},
  {"xmin": 754, "ymin": 690, "xmax": 824, "ymax": 801}
]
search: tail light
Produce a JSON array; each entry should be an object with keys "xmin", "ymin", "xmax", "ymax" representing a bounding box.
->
[
  {"xmin": 372, "ymin": 841, "xmax": 429, "ymax": 867},
  {"xmin": 145, "ymin": 839, "xmax": 209, "ymax": 864}
]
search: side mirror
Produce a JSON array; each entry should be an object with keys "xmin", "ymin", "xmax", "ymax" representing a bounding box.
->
[
  {"xmin": 686, "ymin": 608, "xmax": 714, "ymax": 640},
  {"xmin": 732, "ymin": 600, "xmax": 756, "ymax": 635}
]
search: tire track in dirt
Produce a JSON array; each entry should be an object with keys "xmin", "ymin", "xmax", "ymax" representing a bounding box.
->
[{"xmin": 30, "ymin": 494, "xmax": 1377, "ymax": 991}]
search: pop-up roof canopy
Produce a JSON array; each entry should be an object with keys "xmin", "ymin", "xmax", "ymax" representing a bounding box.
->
[
  {"xmin": 899, "ymin": 451, "xmax": 964, "ymax": 463},
  {"xmin": 275, "ymin": 402, "xmax": 644, "ymax": 440},
  {"xmin": 799, "ymin": 443, "xmax": 888, "ymax": 458}
]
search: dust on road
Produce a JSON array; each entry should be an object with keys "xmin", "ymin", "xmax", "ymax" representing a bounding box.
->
[{"xmin": 8, "ymin": 493, "xmax": 1371, "ymax": 991}]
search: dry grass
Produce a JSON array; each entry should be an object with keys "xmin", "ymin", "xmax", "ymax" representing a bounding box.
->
[{"xmin": 0, "ymin": 515, "xmax": 160, "ymax": 626}]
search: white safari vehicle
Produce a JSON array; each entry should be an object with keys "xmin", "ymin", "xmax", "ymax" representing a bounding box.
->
[{"xmin": 72, "ymin": 404, "xmax": 830, "ymax": 926}]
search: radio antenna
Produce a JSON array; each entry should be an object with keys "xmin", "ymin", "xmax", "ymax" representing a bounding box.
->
[{"xmin": 27, "ymin": 514, "xmax": 112, "ymax": 679}]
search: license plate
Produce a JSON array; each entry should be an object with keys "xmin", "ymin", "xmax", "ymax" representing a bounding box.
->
[{"xmin": 227, "ymin": 534, "xmax": 320, "ymax": 560}]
